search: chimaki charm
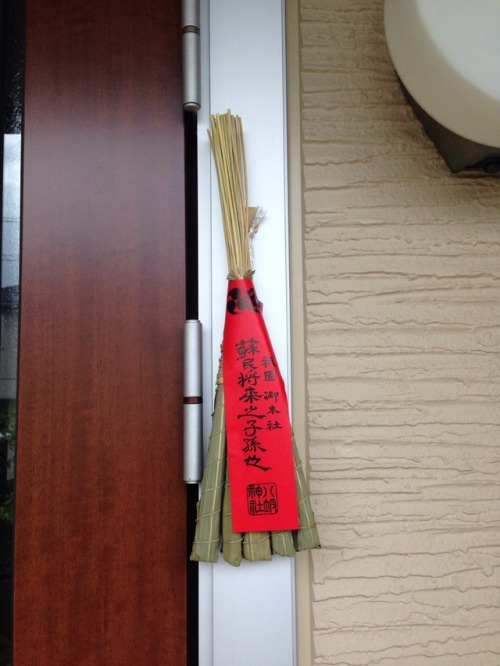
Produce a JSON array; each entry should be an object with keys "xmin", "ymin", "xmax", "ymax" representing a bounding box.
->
[{"xmin": 191, "ymin": 111, "xmax": 320, "ymax": 565}]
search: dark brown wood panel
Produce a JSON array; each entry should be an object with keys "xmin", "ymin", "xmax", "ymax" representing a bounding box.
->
[{"xmin": 14, "ymin": 1, "xmax": 187, "ymax": 663}]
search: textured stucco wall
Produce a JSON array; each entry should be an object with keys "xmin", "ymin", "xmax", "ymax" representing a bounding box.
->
[{"xmin": 299, "ymin": 1, "xmax": 500, "ymax": 664}]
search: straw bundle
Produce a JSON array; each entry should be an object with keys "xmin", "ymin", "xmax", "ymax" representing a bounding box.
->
[
  {"xmin": 190, "ymin": 111, "xmax": 320, "ymax": 565},
  {"xmin": 208, "ymin": 112, "xmax": 251, "ymax": 279}
]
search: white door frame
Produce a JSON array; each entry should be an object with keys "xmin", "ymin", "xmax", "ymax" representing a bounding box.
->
[{"xmin": 197, "ymin": 1, "xmax": 297, "ymax": 664}]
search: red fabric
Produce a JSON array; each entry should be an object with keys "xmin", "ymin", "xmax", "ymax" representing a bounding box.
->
[{"xmin": 223, "ymin": 279, "xmax": 299, "ymax": 532}]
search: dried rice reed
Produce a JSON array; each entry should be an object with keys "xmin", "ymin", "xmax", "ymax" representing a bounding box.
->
[
  {"xmin": 208, "ymin": 111, "xmax": 252, "ymax": 278},
  {"xmin": 191, "ymin": 111, "xmax": 320, "ymax": 565}
]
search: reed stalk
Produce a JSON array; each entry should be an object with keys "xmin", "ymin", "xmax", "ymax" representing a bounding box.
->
[{"xmin": 191, "ymin": 111, "xmax": 320, "ymax": 564}]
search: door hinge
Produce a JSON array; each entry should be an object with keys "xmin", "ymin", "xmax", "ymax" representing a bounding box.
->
[
  {"xmin": 182, "ymin": 0, "xmax": 201, "ymax": 113},
  {"xmin": 183, "ymin": 319, "xmax": 203, "ymax": 483}
]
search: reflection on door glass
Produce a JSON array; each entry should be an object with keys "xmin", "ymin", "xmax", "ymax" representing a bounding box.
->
[
  {"xmin": 0, "ymin": 134, "xmax": 20, "ymax": 666},
  {"xmin": 0, "ymin": 2, "xmax": 24, "ymax": 662}
]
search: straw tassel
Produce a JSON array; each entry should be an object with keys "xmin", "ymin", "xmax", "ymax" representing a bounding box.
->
[{"xmin": 190, "ymin": 111, "xmax": 320, "ymax": 565}]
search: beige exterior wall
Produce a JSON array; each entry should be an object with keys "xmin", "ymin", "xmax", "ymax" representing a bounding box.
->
[{"xmin": 293, "ymin": 0, "xmax": 500, "ymax": 663}]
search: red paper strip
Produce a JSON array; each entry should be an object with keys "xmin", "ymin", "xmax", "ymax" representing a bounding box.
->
[{"xmin": 223, "ymin": 278, "xmax": 299, "ymax": 533}]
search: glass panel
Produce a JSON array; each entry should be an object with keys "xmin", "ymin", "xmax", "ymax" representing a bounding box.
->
[
  {"xmin": 0, "ymin": 134, "xmax": 19, "ymax": 666},
  {"xmin": 0, "ymin": 2, "xmax": 24, "ymax": 663}
]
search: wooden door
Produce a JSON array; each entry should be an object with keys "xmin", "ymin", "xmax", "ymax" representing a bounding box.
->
[{"xmin": 13, "ymin": 1, "xmax": 188, "ymax": 664}]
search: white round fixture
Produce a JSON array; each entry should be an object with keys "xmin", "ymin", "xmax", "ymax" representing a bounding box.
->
[{"xmin": 384, "ymin": 0, "xmax": 500, "ymax": 149}]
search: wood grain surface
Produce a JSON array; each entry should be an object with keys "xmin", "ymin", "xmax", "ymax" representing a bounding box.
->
[{"xmin": 14, "ymin": 1, "xmax": 187, "ymax": 663}]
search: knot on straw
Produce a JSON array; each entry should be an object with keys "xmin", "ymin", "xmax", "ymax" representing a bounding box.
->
[{"xmin": 227, "ymin": 269, "xmax": 254, "ymax": 281}]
